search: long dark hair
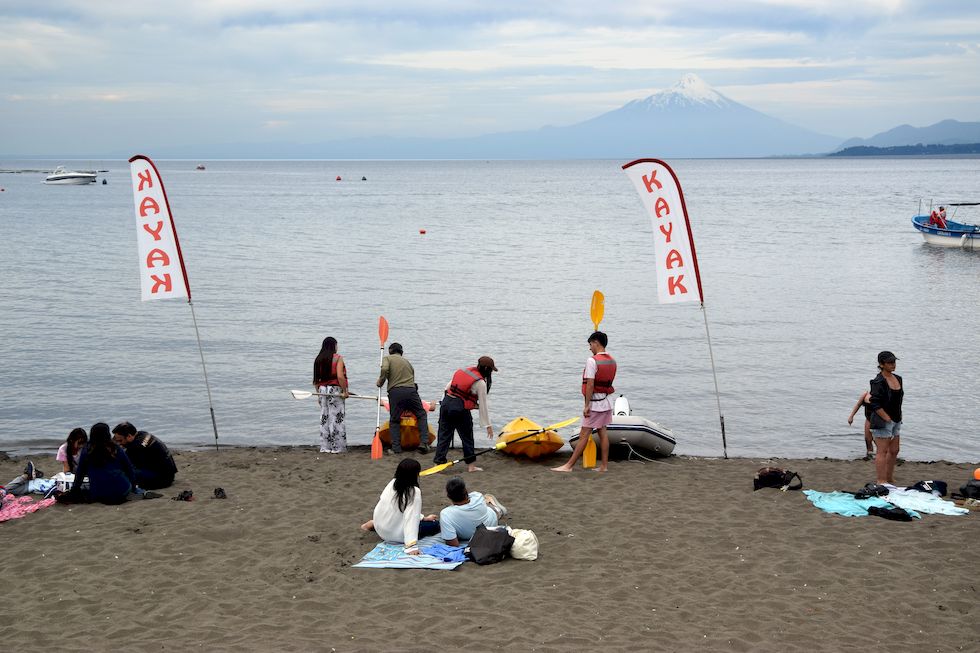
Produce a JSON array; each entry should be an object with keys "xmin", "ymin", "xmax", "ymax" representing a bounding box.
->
[
  {"xmin": 392, "ymin": 458, "xmax": 421, "ymax": 513},
  {"xmin": 477, "ymin": 364, "xmax": 493, "ymax": 394},
  {"xmin": 85, "ymin": 423, "xmax": 117, "ymax": 466},
  {"xmin": 65, "ymin": 428, "xmax": 88, "ymax": 472},
  {"xmin": 313, "ymin": 337, "xmax": 338, "ymax": 382}
]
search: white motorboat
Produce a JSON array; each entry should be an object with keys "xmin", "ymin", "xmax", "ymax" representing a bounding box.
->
[
  {"xmin": 911, "ymin": 201, "xmax": 980, "ymax": 250},
  {"xmin": 44, "ymin": 166, "xmax": 97, "ymax": 185},
  {"xmin": 568, "ymin": 395, "xmax": 676, "ymax": 460}
]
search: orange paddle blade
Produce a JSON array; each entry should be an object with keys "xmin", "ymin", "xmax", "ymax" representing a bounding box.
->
[
  {"xmin": 590, "ymin": 290, "xmax": 604, "ymax": 331},
  {"xmin": 371, "ymin": 430, "xmax": 383, "ymax": 460},
  {"xmin": 378, "ymin": 316, "xmax": 389, "ymax": 346},
  {"xmin": 582, "ymin": 433, "xmax": 597, "ymax": 468}
]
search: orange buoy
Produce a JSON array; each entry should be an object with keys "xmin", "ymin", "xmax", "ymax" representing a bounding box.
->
[
  {"xmin": 336, "ymin": 176, "xmax": 341, "ymax": 181},
  {"xmin": 419, "ymin": 229, "xmax": 426, "ymax": 234},
  {"xmin": 974, "ymin": 467, "xmax": 980, "ymax": 481}
]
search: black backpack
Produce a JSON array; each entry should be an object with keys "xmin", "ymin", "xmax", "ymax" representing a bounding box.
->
[
  {"xmin": 955, "ymin": 479, "xmax": 980, "ymax": 500},
  {"xmin": 465, "ymin": 524, "xmax": 514, "ymax": 565},
  {"xmin": 753, "ymin": 467, "xmax": 803, "ymax": 491}
]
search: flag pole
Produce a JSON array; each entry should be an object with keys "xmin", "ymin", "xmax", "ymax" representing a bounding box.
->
[
  {"xmin": 188, "ymin": 299, "xmax": 220, "ymax": 453},
  {"xmin": 699, "ymin": 301, "xmax": 727, "ymax": 458}
]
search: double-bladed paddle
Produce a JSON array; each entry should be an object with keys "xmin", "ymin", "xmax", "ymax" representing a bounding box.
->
[
  {"xmin": 372, "ymin": 316, "xmax": 390, "ymax": 460},
  {"xmin": 290, "ymin": 389, "xmax": 376, "ymax": 401},
  {"xmin": 582, "ymin": 290, "xmax": 604, "ymax": 468},
  {"xmin": 420, "ymin": 417, "xmax": 579, "ymax": 476}
]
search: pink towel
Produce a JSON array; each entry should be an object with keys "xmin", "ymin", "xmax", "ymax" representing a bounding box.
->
[{"xmin": 0, "ymin": 494, "xmax": 56, "ymax": 523}]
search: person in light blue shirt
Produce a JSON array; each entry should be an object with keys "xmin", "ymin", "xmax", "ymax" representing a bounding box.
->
[{"xmin": 438, "ymin": 476, "xmax": 500, "ymax": 546}]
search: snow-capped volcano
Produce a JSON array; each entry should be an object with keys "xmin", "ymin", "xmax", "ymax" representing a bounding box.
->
[{"xmin": 630, "ymin": 73, "xmax": 733, "ymax": 111}]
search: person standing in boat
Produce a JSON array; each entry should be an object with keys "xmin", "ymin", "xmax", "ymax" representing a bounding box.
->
[
  {"xmin": 552, "ymin": 331, "xmax": 616, "ymax": 473},
  {"xmin": 868, "ymin": 351, "xmax": 903, "ymax": 485},
  {"xmin": 377, "ymin": 343, "xmax": 430, "ymax": 454},
  {"xmin": 314, "ymin": 336, "xmax": 349, "ymax": 453},
  {"xmin": 432, "ymin": 356, "xmax": 497, "ymax": 472}
]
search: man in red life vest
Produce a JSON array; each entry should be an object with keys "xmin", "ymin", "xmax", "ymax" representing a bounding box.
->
[
  {"xmin": 552, "ymin": 331, "xmax": 616, "ymax": 473},
  {"xmin": 432, "ymin": 356, "xmax": 497, "ymax": 472},
  {"xmin": 928, "ymin": 206, "xmax": 948, "ymax": 229}
]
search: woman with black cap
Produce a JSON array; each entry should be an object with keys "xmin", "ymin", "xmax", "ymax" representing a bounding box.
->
[
  {"xmin": 868, "ymin": 351, "xmax": 903, "ymax": 485},
  {"xmin": 432, "ymin": 356, "xmax": 497, "ymax": 472}
]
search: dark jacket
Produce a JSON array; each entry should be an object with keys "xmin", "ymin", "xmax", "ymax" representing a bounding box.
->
[
  {"xmin": 71, "ymin": 445, "xmax": 136, "ymax": 504},
  {"xmin": 868, "ymin": 373, "xmax": 904, "ymax": 427},
  {"xmin": 123, "ymin": 431, "xmax": 178, "ymax": 481}
]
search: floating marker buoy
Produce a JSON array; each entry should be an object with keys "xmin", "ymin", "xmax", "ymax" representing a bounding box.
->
[
  {"xmin": 419, "ymin": 229, "xmax": 426, "ymax": 235},
  {"xmin": 975, "ymin": 467, "xmax": 980, "ymax": 481},
  {"xmin": 102, "ymin": 179, "xmax": 107, "ymax": 185},
  {"xmin": 336, "ymin": 176, "xmax": 342, "ymax": 181}
]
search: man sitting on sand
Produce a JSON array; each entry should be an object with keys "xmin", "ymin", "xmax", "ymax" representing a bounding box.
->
[
  {"xmin": 111, "ymin": 422, "xmax": 178, "ymax": 490},
  {"xmin": 438, "ymin": 476, "xmax": 507, "ymax": 546}
]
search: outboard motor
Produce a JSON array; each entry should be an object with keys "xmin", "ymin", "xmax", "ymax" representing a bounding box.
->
[{"xmin": 614, "ymin": 394, "xmax": 631, "ymax": 416}]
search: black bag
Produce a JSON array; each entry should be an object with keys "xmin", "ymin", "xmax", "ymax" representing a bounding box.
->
[
  {"xmin": 753, "ymin": 467, "xmax": 802, "ymax": 491},
  {"xmin": 957, "ymin": 479, "xmax": 980, "ymax": 500},
  {"xmin": 465, "ymin": 524, "xmax": 514, "ymax": 565},
  {"xmin": 908, "ymin": 480, "xmax": 947, "ymax": 497}
]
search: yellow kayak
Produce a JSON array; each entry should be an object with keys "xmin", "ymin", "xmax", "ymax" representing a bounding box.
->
[
  {"xmin": 496, "ymin": 417, "xmax": 564, "ymax": 459},
  {"xmin": 378, "ymin": 414, "xmax": 436, "ymax": 450}
]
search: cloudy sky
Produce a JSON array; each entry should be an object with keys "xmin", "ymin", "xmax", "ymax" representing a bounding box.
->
[{"xmin": 2, "ymin": 0, "xmax": 978, "ymax": 155}]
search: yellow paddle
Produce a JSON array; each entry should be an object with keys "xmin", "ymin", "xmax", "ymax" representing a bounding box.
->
[
  {"xmin": 420, "ymin": 417, "xmax": 580, "ymax": 476},
  {"xmin": 583, "ymin": 290, "xmax": 604, "ymax": 468}
]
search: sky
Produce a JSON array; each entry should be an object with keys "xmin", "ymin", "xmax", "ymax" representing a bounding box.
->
[{"xmin": 2, "ymin": 0, "xmax": 979, "ymax": 155}]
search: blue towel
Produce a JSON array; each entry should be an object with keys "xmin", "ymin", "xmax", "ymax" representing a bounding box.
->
[
  {"xmin": 422, "ymin": 543, "xmax": 468, "ymax": 563},
  {"xmin": 803, "ymin": 490, "xmax": 920, "ymax": 518},
  {"xmin": 353, "ymin": 535, "xmax": 464, "ymax": 570}
]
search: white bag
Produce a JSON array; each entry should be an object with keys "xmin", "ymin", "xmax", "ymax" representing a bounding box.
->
[{"xmin": 507, "ymin": 527, "xmax": 538, "ymax": 561}]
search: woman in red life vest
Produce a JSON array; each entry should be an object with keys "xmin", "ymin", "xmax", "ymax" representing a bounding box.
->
[
  {"xmin": 552, "ymin": 331, "xmax": 616, "ymax": 473},
  {"xmin": 432, "ymin": 356, "xmax": 497, "ymax": 472},
  {"xmin": 313, "ymin": 336, "xmax": 349, "ymax": 453}
]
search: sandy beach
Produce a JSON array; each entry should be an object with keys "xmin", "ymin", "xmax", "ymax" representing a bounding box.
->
[{"xmin": 1, "ymin": 446, "xmax": 976, "ymax": 652}]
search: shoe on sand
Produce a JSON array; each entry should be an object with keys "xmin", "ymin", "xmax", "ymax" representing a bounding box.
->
[
  {"xmin": 485, "ymin": 493, "xmax": 508, "ymax": 518},
  {"xmin": 142, "ymin": 491, "xmax": 164, "ymax": 500}
]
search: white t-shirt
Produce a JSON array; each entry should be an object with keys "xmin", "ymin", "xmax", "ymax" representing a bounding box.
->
[
  {"xmin": 584, "ymin": 356, "xmax": 612, "ymax": 412},
  {"xmin": 56, "ymin": 443, "xmax": 81, "ymax": 468},
  {"xmin": 372, "ymin": 479, "xmax": 424, "ymax": 553}
]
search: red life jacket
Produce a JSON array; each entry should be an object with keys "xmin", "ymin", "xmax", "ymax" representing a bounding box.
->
[
  {"xmin": 317, "ymin": 354, "xmax": 342, "ymax": 386},
  {"xmin": 447, "ymin": 366, "xmax": 484, "ymax": 410},
  {"xmin": 582, "ymin": 353, "xmax": 616, "ymax": 398}
]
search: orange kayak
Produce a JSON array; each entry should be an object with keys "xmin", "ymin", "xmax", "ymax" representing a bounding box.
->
[
  {"xmin": 496, "ymin": 417, "xmax": 564, "ymax": 459},
  {"xmin": 378, "ymin": 414, "xmax": 436, "ymax": 450}
]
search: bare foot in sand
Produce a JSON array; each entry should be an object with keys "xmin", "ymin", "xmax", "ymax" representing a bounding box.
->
[
  {"xmin": 360, "ymin": 520, "xmax": 375, "ymax": 532},
  {"xmin": 467, "ymin": 466, "xmax": 483, "ymax": 472},
  {"xmin": 550, "ymin": 465, "xmax": 573, "ymax": 472}
]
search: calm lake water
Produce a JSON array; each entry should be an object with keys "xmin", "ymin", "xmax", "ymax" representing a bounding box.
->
[{"xmin": 1, "ymin": 158, "xmax": 978, "ymax": 461}]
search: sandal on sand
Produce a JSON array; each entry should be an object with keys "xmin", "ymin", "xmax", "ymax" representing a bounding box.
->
[{"xmin": 172, "ymin": 490, "xmax": 194, "ymax": 501}]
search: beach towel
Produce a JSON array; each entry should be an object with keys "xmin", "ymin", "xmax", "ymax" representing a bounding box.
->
[
  {"xmin": 802, "ymin": 490, "xmax": 920, "ymax": 518},
  {"xmin": 353, "ymin": 535, "xmax": 464, "ymax": 570},
  {"xmin": 880, "ymin": 488, "xmax": 968, "ymax": 516},
  {"xmin": 0, "ymin": 494, "xmax": 56, "ymax": 523}
]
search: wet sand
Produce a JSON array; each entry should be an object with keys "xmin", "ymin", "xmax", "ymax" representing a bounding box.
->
[{"xmin": 0, "ymin": 447, "xmax": 977, "ymax": 652}]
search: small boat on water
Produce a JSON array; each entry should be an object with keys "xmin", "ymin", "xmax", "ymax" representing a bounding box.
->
[
  {"xmin": 43, "ymin": 166, "xmax": 97, "ymax": 185},
  {"xmin": 911, "ymin": 202, "xmax": 980, "ymax": 250},
  {"xmin": 568, "ymin": 395, "xmax": 676, "ymax": 460},
  {"xmin": 196, "ymin": 164, "xmax": 206, "ymax": 170},
  {"xmin": 497, "ymin": 417, "xmax": 564, "ymax": 459}
]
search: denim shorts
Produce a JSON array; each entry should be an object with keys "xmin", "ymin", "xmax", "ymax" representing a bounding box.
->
[{"xmin": 871, "ymin": 420, "xmax": 902, "ymax": 439}]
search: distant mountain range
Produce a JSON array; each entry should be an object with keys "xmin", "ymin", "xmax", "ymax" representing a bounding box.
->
[{"xmin": 836, "ymin": 119, "xmax": 980, "ymax": 150}]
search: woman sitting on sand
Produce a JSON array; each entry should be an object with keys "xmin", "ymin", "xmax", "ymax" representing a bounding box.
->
[
  {"xmin": 360, "ymin": 459, "xmax": 439, "ymax": 555},
  {"xmin": 57, "ymin": 427, "xmax": 88, "ymax": 473},
  {"xmin": 65, "ymin": 423, "xmax": 138, "ymax": 505}
]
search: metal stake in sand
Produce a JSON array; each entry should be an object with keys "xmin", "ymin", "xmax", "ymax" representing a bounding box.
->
[
  {"xmin": 128, "ymin": 154, "xmax": 220, "ymax": 453},
  {"xmin": 622, "ymin": 158, "xmax": 728, "ymax": 458}
]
